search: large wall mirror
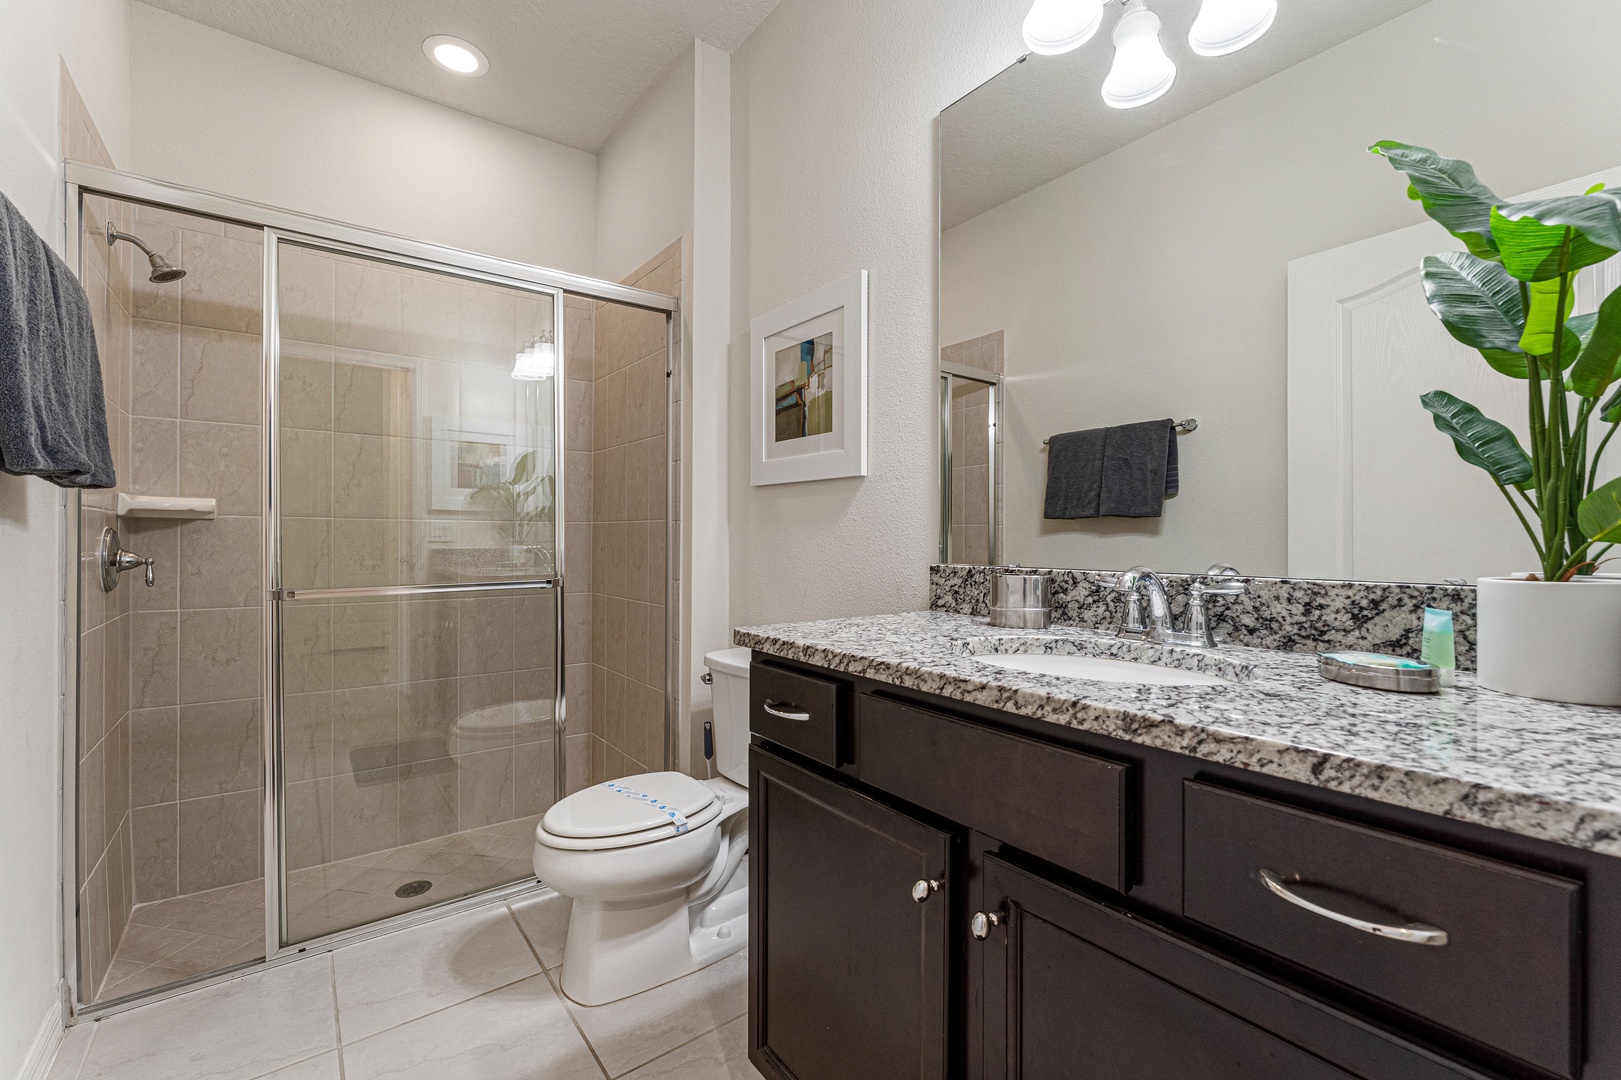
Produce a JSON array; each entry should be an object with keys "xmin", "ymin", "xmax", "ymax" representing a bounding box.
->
[{"xmin": 939, "ymin": 0, "xmax": 1621, "ymax": 584}]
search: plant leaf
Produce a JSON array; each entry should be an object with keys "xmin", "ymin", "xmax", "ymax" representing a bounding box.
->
[
  {"xmin": 1370, "ymin": 142, "xmax": 1500, "ymax": 259},
  {"xmin": 1605, "ymin": 383, "xmax": 1621, "ymax": 424},
  {"xmin": 1420, "ymin": 252, "xmax": 1525, "ymax": 359},
  {"xmin": 1578, "ymin": 476, "xmax": 1621, "ymax": 544},
  {"xmin": 1519, "ymin": 276, "xmax": 1576, "ymax": 356},
  {"xmin": 1569, "ymin": 289, "xmax": 1621, "ymax": 398},
  {"xmin": 1419, "ymin": 389, "xmax": 1534, "ymax": 486},
  {"xmin": 1492, "ymin": 197, "xmax": 1621, "ymax": 281}
]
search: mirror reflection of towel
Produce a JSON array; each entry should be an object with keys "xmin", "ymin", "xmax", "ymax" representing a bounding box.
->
[{"xmin": 1043, "ymin": 419, "xmax": 1177, "ymax": 519}]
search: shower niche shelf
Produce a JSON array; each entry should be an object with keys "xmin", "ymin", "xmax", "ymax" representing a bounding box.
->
[{"xmin": 116, "ymin": 493, "xmax": 218, "ymax": 519}]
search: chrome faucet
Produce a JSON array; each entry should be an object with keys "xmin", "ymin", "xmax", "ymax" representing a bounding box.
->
[{"xmin": 1115, "ymin": 564, "xmax": 1247, "ymax": 648}]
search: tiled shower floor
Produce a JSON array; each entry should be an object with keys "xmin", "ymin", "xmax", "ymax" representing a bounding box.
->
[{"xmin": 100, "ymin": 815, "xmax": 542, "ymax": 1001}]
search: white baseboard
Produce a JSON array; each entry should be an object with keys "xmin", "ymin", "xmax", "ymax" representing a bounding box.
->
[{"xmin": 15, "ymin": 988, "xmax": 66, "ymax": 1080}]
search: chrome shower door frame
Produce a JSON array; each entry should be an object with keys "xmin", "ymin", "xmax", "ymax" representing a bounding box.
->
[
  {"xmin": 938, "ymin": 360, "xmax": 1001, "ymax": 566},
  {"xmin": 61, "ymin": 162, "xmax": 679, "ymax": 1021}
]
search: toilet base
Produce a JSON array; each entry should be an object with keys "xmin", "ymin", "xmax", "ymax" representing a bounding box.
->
[{"xmin": 559, "ymin": 863, "xmax": 748, "ymax": 1007}]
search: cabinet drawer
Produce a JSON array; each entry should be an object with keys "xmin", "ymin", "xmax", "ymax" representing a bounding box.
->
[
  {"xmin": 750, "ymin": 662, "xmax": 843, "ymax": 767},
  {"xmin": 858, "ymin": 694, "xmax": 1129, "ymax": 891},
  {"xmin": 1183, "ymin": 781, "xmax": 1581, "ymax": 1078}
]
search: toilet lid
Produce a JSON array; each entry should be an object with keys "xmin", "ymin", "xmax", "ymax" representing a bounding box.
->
[{"xmin": 542, "ymin": 771, "xmax": 717, "ymax": 839}]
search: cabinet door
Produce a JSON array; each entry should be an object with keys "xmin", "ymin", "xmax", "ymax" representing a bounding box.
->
[
  {"xmin": 750, "ymin": 748, "xmax": 953, "ymax": 1080},
  {"xmin": 975, "ymin": 855, "xmax": 1485, "ymax": 1080}
]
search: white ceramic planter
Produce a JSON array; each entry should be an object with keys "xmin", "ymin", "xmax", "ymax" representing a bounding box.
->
[{"xmin": 1476, "ymin": 576, "xmax": 1621, "ymax": 706}]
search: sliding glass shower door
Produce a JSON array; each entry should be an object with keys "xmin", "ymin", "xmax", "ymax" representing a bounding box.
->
[{"xmin": 270, "ymin": 238, "xmax": 564, "ymax": 947}]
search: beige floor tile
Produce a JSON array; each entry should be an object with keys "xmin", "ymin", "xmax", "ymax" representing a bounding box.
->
[
  {"xmin": 333, "ymin": 905, "xmax": 541, "ymax": 1042},
  {"xmin": 560, "ymin": 951, "xmax": 747, "ymax": 1077},
  {"xmin": 508, "ymin": 890, "xmax": 571, "ymax": 969},
  {"xmin": 253, "ymin": 1052, "xmax": 341, "ymax": 1080},
  {"xmin": 619, "ymin": 1016, "xmax": 764, "ymax": 1080},
  {"xmin": 45, "ymin": 1020, "xmax": 96, "ymax": 1080},
  {"xmin": 340, "ymin": 974, "xmax": 604, "ymax": 1080},
  {"xmin": 78, "ymin": 956, "xmax": 338, "ymax": 1080}
]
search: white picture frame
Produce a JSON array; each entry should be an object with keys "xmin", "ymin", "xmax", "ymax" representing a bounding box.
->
[
  {"xmin": 431, "ymin": 415, "xmax": 518, "ymax": 512},
  {"xmin": 750, "ymin": 270, "xmax": 868, "ymax": 486}
]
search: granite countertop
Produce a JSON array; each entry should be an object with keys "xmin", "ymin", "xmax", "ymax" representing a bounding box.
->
[{"xmin": 733, "ymin": 611, "xmax": 1621, "ymax": 856}]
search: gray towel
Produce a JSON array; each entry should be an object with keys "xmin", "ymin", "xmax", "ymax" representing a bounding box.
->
[
  {"xmin": 1042, "ymin": 427, "xmax": 1107, "ymax": 519},
  {"xmin": 1044, "ymin": 419, "xmax": 1177, "ymax": 519},
  {"xmin": 0, "ymin": 191, "xmax": 114, "ymax": 488}
]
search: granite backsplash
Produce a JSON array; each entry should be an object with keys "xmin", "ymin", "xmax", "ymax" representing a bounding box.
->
[{"xmin": 929, "ymin": 564, "xmax": 1478, "ymax": 670}]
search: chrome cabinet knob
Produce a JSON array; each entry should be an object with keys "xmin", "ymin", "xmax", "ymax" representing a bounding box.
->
[
  {"xmin": 911, "ymin": 879, "xmax": 940, "ymax": 903},
  {"xmin": 970, "ymin": 911, "xmax": 1002, "ymax": 939}
]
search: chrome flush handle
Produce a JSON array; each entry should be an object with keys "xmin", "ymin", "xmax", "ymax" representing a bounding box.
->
[{"xmin": 762, "ymin": 701, "xmax": 812, "ymax": 722}]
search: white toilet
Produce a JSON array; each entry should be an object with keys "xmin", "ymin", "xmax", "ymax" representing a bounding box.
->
[{"xmin": 533, "ymin": 647, "xmax": 752, "ymax": 1006}]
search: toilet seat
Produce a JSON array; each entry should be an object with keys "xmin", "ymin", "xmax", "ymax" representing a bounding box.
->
[{"xmin": 537, "ymin": 772, "xmax": 723, "ymax": 852}]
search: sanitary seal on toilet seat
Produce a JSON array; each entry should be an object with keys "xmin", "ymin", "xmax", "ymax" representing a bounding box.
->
[{"xmin": 603, "ymin": 781, "xmax": 690, "ymax": 833}]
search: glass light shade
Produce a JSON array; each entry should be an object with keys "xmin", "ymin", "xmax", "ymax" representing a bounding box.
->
[
  {"xmin": 1187, "ymin": 0, "xmax": 1277, "ymax": 57},
  {"xmin": 1101, "ymin": 1, "xmax": 1176, "ymax": 109},
  {"xmin": 1021, "ymin": 0, "xmax": 1105, "ymax": 55},
  {"xmin": 423, "ymin": 35, "xmax": 489, "ymax": 76},
  {"xmin": 512, "ymin": 338, "xmax": 555, "ymax": 381}
]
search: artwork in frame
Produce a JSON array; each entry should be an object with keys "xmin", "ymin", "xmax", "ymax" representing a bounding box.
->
[
  {"xmin": 750, "ymin": 270, "xmax": 868, "ymax": 486},
  {"xmin": 431, "ymin": 415, "xmax": 518, "ymax": 512}
]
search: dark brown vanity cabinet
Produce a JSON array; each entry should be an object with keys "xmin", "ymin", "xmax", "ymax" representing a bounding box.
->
[{"xmin": 746, "ymin": 658, "xmax": 1609, "ymax": 1080}]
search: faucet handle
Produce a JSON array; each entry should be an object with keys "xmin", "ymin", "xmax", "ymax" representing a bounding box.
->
[{"xmin": 1197, "ymin": 564, "xmax": 1246, "ymax": 596}]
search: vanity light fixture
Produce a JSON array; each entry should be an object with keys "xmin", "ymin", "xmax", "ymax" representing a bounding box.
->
[
  {"xmin": 512, "ymin": 332, "xmax": 556, "ymax": 380},
  {"xmin": 424, "ymin": 35, "xmax": 489, "ymax": 76},
  {"xmin": 1187, "ymin": 0, "xmax": 1277, "ymax": 56},
  {"xmin": 1101, "ymin": 0, "xmax": 1176, "ymax": 110},
  {"xmin": 1021, "ymin": 0, "xmax": 1105, "ymax": 55}
]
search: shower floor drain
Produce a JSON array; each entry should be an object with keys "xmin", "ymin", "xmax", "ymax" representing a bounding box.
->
[{"xmin": 395, "ymin": 880, "xmax": 433, "ymax": 898}]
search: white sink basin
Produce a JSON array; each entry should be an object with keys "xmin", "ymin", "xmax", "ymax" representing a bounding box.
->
[{"xmin": 971, "ymin": 652, "xmax": 1235, "ymax": 687}]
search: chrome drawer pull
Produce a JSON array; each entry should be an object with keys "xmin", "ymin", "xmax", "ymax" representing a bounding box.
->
[
  {"xmin": 763, "ymin": 701, "xmax": 812, "ymax": 722},
  {"xmin": 970, "ymin": 910, "xmax": 1002, "ymax": 939},
  {"xmin": 912, "ymin": 879, "xmax": 941, "ymax": 903},
  {"xmin": 1258, "ymin": 869, "xmax": 1449, "ymax": 947}
]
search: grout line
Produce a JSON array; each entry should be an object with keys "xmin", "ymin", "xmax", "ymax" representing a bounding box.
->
[
  {"xmin": 607, "ymin": 1011, "xmax": 748, "ymax": 1080},
  {"xmin": 328, "ymin": 954, "xmax": 347, "ymax": 1080},
  {"xmin": 539, "ymin": 962, "xmax": 611, "ymax": 1080}
]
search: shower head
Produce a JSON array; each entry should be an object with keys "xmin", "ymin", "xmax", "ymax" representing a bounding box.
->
[{"xmin": 105, "ymin": 222, "xmax": 187, "ymax": 283}]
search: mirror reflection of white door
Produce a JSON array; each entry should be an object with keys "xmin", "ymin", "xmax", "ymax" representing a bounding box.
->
[{"xmin": 1289, "ymin": 169, "xmax": 1621, "ymax": 583}]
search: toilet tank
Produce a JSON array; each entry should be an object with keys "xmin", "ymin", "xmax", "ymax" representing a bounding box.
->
[{"xmin": 704, "ymin": 648, "xmax": 753, "ymax": 786}]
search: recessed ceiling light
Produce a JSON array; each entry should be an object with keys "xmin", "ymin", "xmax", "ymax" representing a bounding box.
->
[{"xmin": 424, "ymin": 35, "xmax": 489, "ymax": 77}]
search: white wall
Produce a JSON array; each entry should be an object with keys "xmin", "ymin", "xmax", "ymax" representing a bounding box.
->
[
  {"xmin": 727, "ymin": 0, "xmax": 1029, "ymax": 626},
  {"xmin": 0, "ymin": 2, "xmax": 131, "ymax": 1073},
  {"xmin": 595, "ymin": 45, "xmax": 697, "ymax": 286},
  {"xmin": 684, "ymin": 41, "xmax": 732, "ymax": 767},
  {"xmin": 128, "ymin": 3, "xmax": 597, "ymax": 274},
  {"xmin": 943, "ymin": 0, "xmax": 1621, "ymax": 576}
]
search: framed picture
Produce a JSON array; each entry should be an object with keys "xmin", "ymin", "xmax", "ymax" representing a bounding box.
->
[
  {"xmin": 431, "ymin": 416, "xmax": 517, "ymax": 512},
  {"xmin": 750, "ymin": 270, "xmax": 868, "ymax": 486}
]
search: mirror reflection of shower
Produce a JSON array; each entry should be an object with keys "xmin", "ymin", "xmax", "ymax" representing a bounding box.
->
[{"xmin": 104, "ymin": 221, "xmax": 186, "ymax": 282}]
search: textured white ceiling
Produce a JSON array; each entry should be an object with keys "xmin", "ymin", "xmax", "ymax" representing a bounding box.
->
[
  {"xmin": 941, "ymin": 0, "xmax": 1433, "ymax": 229},
  {"xmin": 137, "ymin": 0, "xmax": 781, "ymax": 152}
]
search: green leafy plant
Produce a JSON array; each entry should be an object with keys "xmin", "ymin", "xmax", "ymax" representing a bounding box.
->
[
  {"xmin": 471, "ymin": 450, "xmax": 554, "ymax": 549},
  {"xmin": 1372, "ymin": 142, "xmax": 1621, "ymax": 581}
]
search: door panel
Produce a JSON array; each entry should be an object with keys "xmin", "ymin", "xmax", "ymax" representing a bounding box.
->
[{"xmin": 751, "ymin": 748, "xmax": 952, "ymax": 1080}]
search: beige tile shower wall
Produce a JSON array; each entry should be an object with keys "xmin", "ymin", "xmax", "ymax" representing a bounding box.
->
[
  {"xmin": 69, "ymin": 62, "xmax": 135, "ymax": 995},
  {"xmin": 276, "ymin": 249, "xmax": 559, "ymax": 870},
  {"xmin": 120, "ymin": 204, "xmax": 267, "ymax": 912},
  {"xmin": 590, "ymin": 242, "xmax": 679, "ymax": 783},
  {"xmin": 943, "ymin": 332, "xmax": 1004, "ymax": 566},
  {"xmin": 563, "ymin": 295, "xmax": 595, "ymax": 794}
]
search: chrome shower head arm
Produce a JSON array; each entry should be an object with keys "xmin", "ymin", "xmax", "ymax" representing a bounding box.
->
[{"xmin": 105, "ymin": 222, "xmax": 158, "ymax": 259}]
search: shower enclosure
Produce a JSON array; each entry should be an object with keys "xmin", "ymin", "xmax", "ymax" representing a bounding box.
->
[{"xmin": 62, "ymin": 163, "xmax": 677, "ymax": 1015}]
